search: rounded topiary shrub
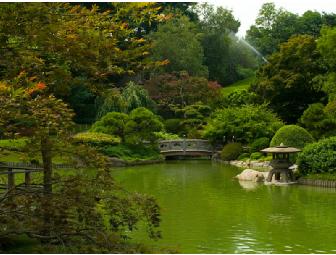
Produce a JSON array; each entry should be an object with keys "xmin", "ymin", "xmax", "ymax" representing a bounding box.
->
[
  {"xmin": 250, "ymin": 137, "xmax": 270, "ymax": 152},
  {"xmin": 297, "ymin": 136, "xmax": 336, "ymax": 175},
  {"xmin": 221, "ymin": 143, "xmax": 243, "ymax": 161},
  {"xmin": 270, "ymin": 125, "xmax": 314, "ymax": 149}
]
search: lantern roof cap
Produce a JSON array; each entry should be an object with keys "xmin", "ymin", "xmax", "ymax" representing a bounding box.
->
[{"xmin": 260, "ymin": 143, "xmax": 301, "ymax": 154}]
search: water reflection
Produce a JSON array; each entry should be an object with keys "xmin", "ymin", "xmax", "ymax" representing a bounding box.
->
[{"xmin": 113, "ymin": 161, "xmax": 336, "ymax": 253}]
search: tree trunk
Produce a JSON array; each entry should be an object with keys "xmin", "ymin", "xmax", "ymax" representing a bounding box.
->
[{"xmin": 41, "ymin": 137, "xmax": 53, "ymax": 194}]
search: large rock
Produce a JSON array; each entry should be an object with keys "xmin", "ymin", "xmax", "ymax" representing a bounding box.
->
[{"xmin": 236, "ymin": 169, "xmax": 265, "ymax": 182}]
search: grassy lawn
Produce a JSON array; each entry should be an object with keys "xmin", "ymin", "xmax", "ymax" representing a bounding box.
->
[{"xmin": 221, "ymin": 76, "xmax": 255, "ymax": 96}]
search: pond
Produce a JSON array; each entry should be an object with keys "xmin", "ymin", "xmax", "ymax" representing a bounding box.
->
[{"xmin": 113, "ymin": 160, "xmax": 336, "ymax": 254}]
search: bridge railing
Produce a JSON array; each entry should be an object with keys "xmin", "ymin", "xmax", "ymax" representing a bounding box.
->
[{"xmin": 158, "ymin": 139, "xmax": 212, "ymax": 153}]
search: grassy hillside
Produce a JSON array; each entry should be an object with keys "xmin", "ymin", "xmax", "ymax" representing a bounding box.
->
[{"xmin": 221, "ymin": 76, "xmax": 255, "ymax": 96}]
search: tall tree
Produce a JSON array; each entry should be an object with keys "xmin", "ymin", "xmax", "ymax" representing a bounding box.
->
[
  {"xmin": 196, "ymin": 3, "xmax": 257, "ymax": 85},
  {"xmin": 149, "ymin": 15, "xmax": 208, "ymax": 77},
  {"xmin": 251, "ymin": 35, "xmax": 327, "ymax": 123},
  {"xmin": 246, "ymin": 2, "xmax": 336, "ymax": 56}
]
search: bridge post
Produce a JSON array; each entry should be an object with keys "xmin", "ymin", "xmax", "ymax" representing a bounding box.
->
[{"xmin": 183, "ymin": 136, "xmax": 186, "ymax": 155}]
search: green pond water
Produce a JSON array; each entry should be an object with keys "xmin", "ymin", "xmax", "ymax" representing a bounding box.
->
[{"xmin": 112, "ymin": 160, "xmax": 336, "ymax": 254}]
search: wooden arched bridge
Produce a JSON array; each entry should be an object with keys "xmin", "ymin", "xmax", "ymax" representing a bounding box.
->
[{"xmin": 158, "ymin": 139, "xmax": 214, "ymax": 157}]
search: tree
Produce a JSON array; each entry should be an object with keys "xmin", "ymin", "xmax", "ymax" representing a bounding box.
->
[
  {"xmin": 299, "ymin": 103, "xmax": 336, "ymax": 139},
  {"xmin": 317, "ymin": 26, "xmax": 336, "ymax": 101},
  {"xmin": 203, "ymin": 104, "xmax": 283, "ymax": 144},
  {"xmin": 124, "ymin": 107, "xmax": 164, "ymax": 144},
  {"xmin": 144, "ymin": 71, "xmax": 221, "ymax": 116},
  {"xmin": 149, "ymin": 15, "xmax": 208, "ymax": 77},
  {"xmin": 195, "ymin": 4, "xmax": 257, "ymax": 85},
  {"xmin": 91, "ymin": 112, "xmax": 129, "ymax": 142},
  {"xmin": 246, "ymin": 3, "xmax": 300, "ymax": 56},
  {"xmin": 121, "ymin": 81, "xmax": 156, "ymax": 113},
  {"xmin": 0, "ymin": 77, "xmax": 162, "ymax": 252},
  {"xmin": 246, "ymin": 3, "xmax": 336, "ymax": 56},
  {"xmin": 251, "ymin": 35, "xmax": 326, "ymax": 123},
  {"xmin": 0, "ymin": 3, "xmax": 164, "ymax": 120}
]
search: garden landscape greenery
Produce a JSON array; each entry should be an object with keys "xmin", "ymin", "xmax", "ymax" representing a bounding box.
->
[{"xmin": 1, "ymin": 2, "xmax": 336, "ymax": 253}]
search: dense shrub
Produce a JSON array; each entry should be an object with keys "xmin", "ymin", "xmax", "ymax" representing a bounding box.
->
[
  {"xmin": 250, "ymin": 152, "xmax": 263, "ymax": 160},
  {"xmin": 164, "ymin": 119, "xmax": 183, "ymax": 134},
  {"xmin": 270, "ymin": 125, "xmax": 314, "ymax": 149},
  {"xmin": 73, "ymin": 132, "xmax": 121, "ymax": 146},
  {"xmin": 154, "ymin": 132, "xmax": 180, "ymax": 140},
  {"xmin": 101, "ymin": 144, "xmax": 162, "ymax": 161},
  {"xmin": 124, "ymin": 107, "xmax": 164, "ymax": 145},
  {"xmin": 221, "ymin": 143, "xmax": 243, "ymax": 161},
  {"xmin": 250, "ymin": 137, "xmax": 270, "ymax": 152},
  {"xmin": 204, "ymin": 104, "xmax": 283, "ymax": 144},
  {"xmin": 238, "ymin": 153, "xmax": 250, "ymax": 160},
  {"xmin": 91, "ymin": 112, "xmax": 129, "ymax": 141},
  {"xmin": 297, "ymin": 136, "xmax": 336, "ymax": 175}
]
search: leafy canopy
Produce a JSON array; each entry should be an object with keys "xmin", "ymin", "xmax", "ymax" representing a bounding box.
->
[{"xmin": 204, "ymin": 104, "xmax": 283, "ymax": 144}]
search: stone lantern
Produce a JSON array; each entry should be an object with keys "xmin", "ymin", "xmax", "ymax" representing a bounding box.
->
[{"xmin": 260, "ymin": 143, "xmax": 301, "ymax": 183}]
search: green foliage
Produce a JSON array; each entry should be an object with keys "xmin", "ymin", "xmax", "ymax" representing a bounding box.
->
[
  {"xmin": 220, "ymin": 89, "xmax": 262, "ymax": 108},
  {"xmin": 238, "ymin": 153, "xmax": 250, "ymax": 160},
  {"xmin": 125, "ymin": 107, "xmax": 164, "ymax": 145},
  {"xmin": 153, "ymin": 132, "xmax": 180, "ymax": 140},
  {"xmin": 174, "ymin": 103, "xmax": 212, "ymax": 138},
  {"xmin": 252, "ymin": 35, "xmax": 326, "ymax": 123},
  {"xmin": 250, "ymin": 137, "xmax": 270, "ymax": 152},
  {"xmin": 91, "ymin": 112, "xmax": 129, "ymax": 141},
  {"xmin": 96, "ymin": 88, "xmax": 126, "ymax": 119},
  {"xmin": 221, "ymin": 77, "xmax": 254, "ymax": 96},
  {"xmin": 250, "ymin": 152, "xmax": 263, "ymax": 160},
  {"xmin": 317, "ymin": 27, "xmax": 336, "ymax": 102},
  {"xmin": 0, "ymin": 171, "xmax": 162, "ymax": 253},
  {"xmin": 73, "ymin": 132, "xmax": 121, "ymax": 146},
  {"xmin": 0, "ymin": 3, "xmax": 163, "ymax": 114},
  {"xmin": 101, "ymin": 144, "xmax": 162, "ymax": 161},
  {"xmin": 299, "ymin": 103, "xmax": 336, "ymax": 139},
  {"xmin": 195, "ymin": 3, "xmax": 258, "ymax": 85},
  {"xmin": 270, "ymin": 125, "xmax": 314, "ymax": 149},
  {"xmin": 204, "ymin": 104, "xmax": 283, "ymax": 144},
  {"xmin": 246, "ymin": 3, "xmax": 336, "ymax": 56},
  {"xmin": 220, "ymin": 143, "xmax": 243, "ymax": 161},
  {"xmin": 144, "ymin": 72, "xmax": 221, "ymax": 112},
  {"xmin": 297, "ymin": 136, "xmax": 336, "ymax": 175},
  {"xmin": 164, "ymin": 119, "xmax": 183, "ymax": 134},
  {"xmin": 0, "ymin": 138, "xmax": 27, "ymax": 151},
  {"xmin": 121, "ymin": 81, "xmax": 156, "ymax": 113},
  {"xmin": 150, "ymin": 15, "xmax": 208, "ymax": 77}
]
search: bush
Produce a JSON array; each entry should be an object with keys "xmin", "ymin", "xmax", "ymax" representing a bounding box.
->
[
  {"xmin": 73, "ymin": 132, "xmax": 121, "ymax": 146},
  {"xmin": 250, "ymin": 137, "xmax": 270, "ymax": 152},
  {"xmin": 165, "ymin": 119, "xmax": 183, "ymax": 134},
  {"xmin": 91, "ymin": 112, "xmax": 129, "ymax": 141},
  {"xmin": 250, "ymin": 152, "xmax": 263, "ymax": 160},
  {"xmin": 221, "ymin": 143, "xmax": 243, "ymax": 161},
  {"xmin": 238, "ymin": 153, "xmax": 250, "ymax": 160},
  {"xmin": 101, "ymin": 144, "xmax": 162, "ymax": 161},
  {"xmin": 125, "ymin": 107, "xmax": 164, "ymax": 145},
  {"xmin": 270, "ymin": 125, "xmax": 314, "ymax": 149},
  {"xmin": 153, "ymin": 132, "xmax": 180, "ymax": 140},
  {"xmin": 297, "ymin": 136, "xmax": 336, "ymax": 175},
  {"xmin": 204, "ymin": 104, "xmax": 283, "ymax": 144}
]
